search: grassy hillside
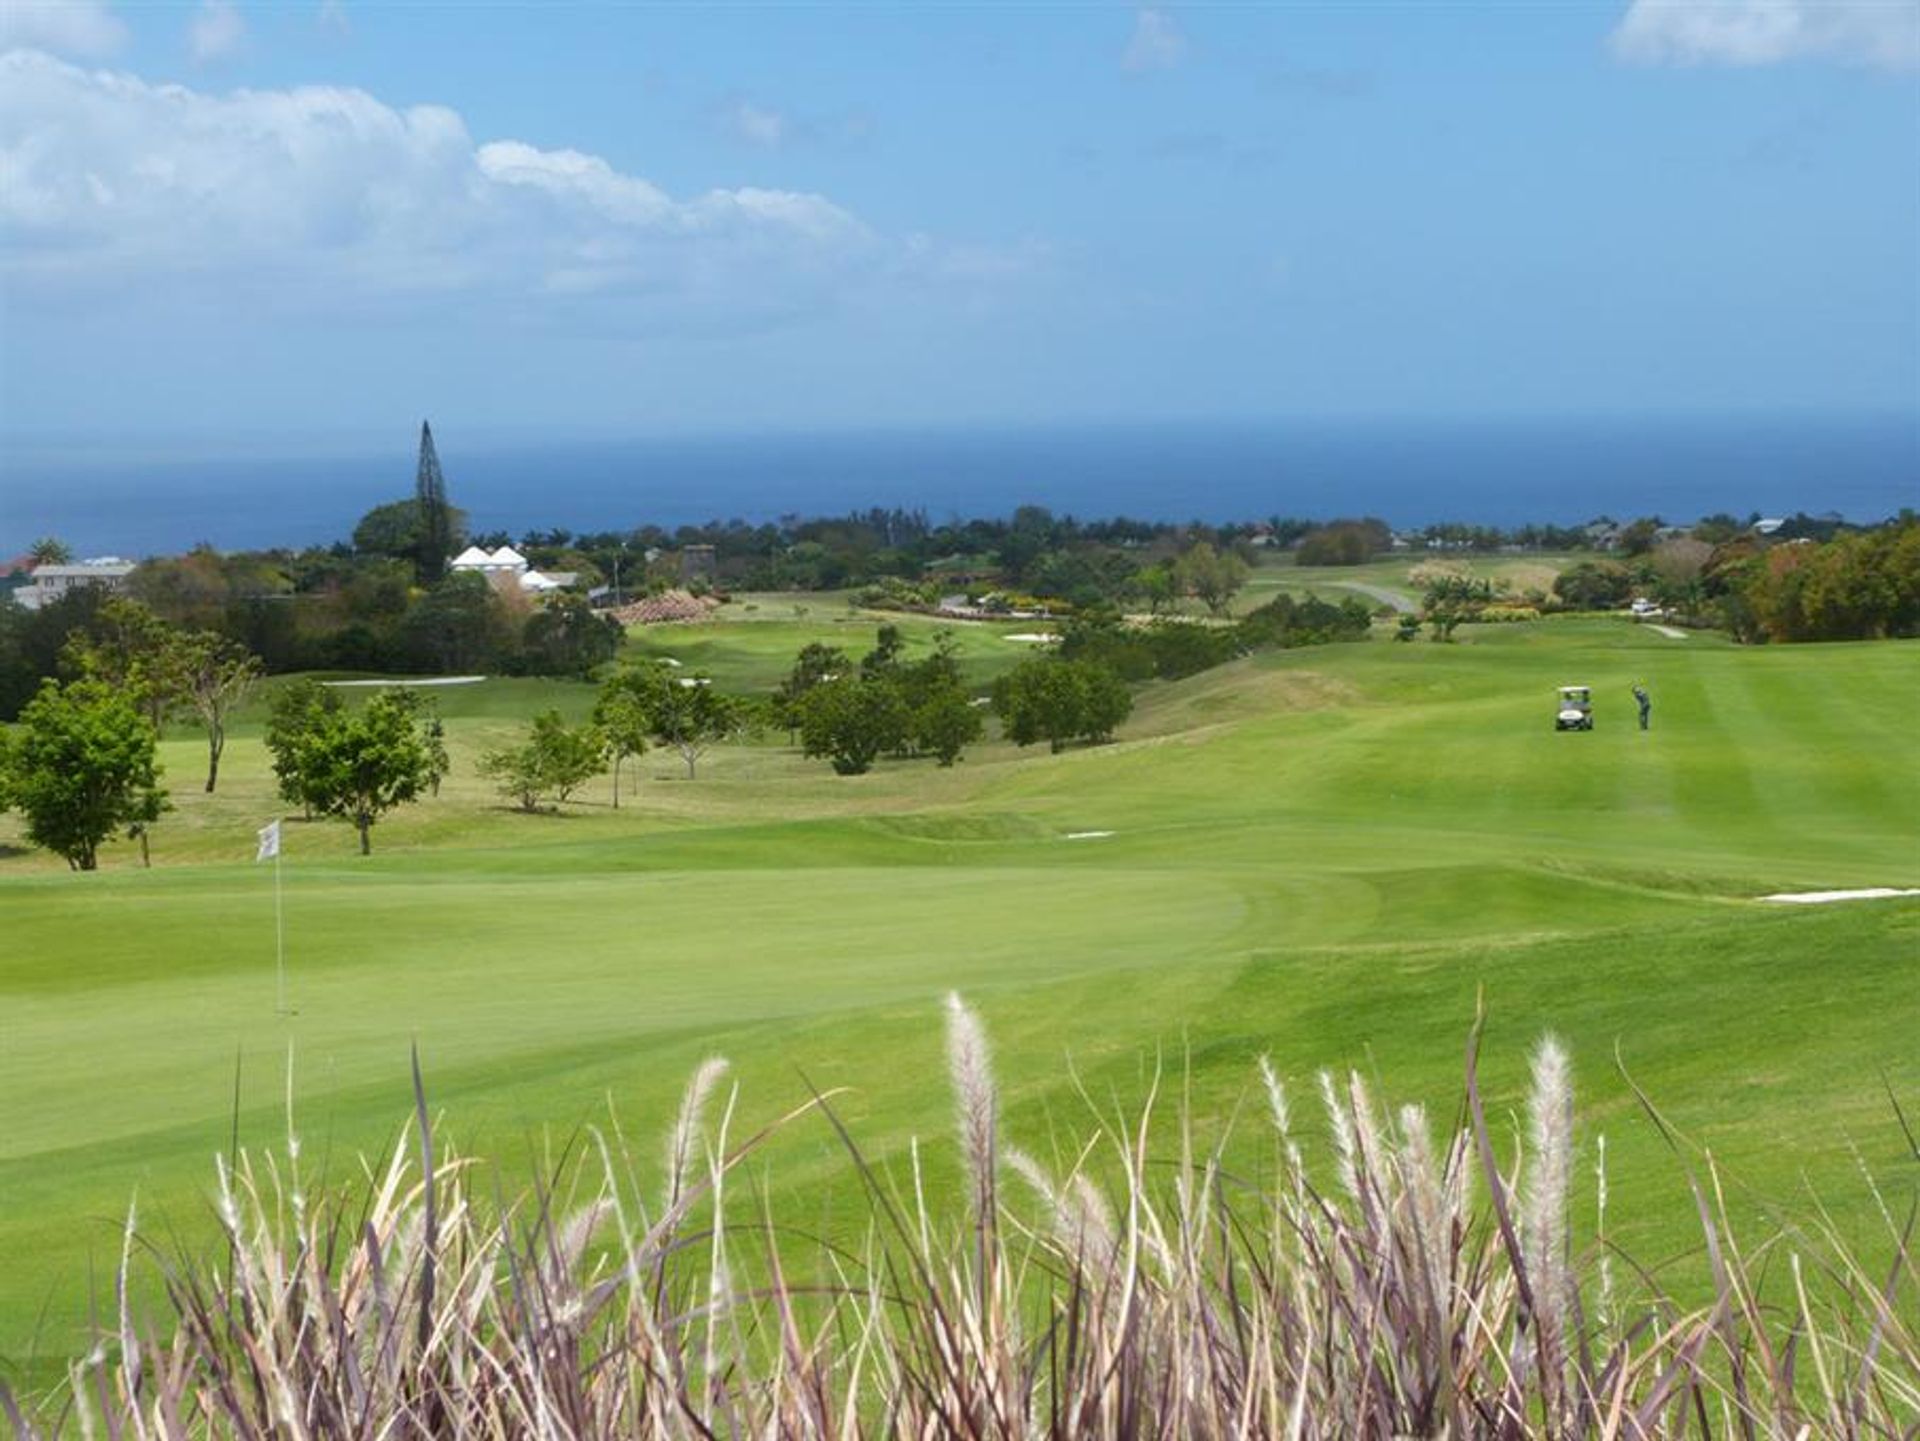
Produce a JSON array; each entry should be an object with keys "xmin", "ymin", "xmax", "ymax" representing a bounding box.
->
[{"xmin": 2, "ymin": 611, "xmax": 1916, "ymax": 1385}]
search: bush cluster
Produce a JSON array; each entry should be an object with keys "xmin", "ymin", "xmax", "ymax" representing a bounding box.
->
[{"xmin": 789, "ymin": 626, "xmax": 983, "ymax": 773}]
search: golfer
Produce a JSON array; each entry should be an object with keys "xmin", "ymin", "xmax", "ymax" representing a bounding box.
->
[{"xmin": 1632, "ymin": 683, "xmax": 1651, "ymax": 731}]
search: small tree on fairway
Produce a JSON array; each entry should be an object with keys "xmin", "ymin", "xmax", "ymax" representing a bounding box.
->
[
  {"xmin": 796, "ymin": 676, "xmax": 911, "ymax": 775},
  {"xmin": 1174, "ymin": 542, "xmax": 1251, "ymax": 617},
  {"xmin": 479, "ymin": 711, "xmax": 606, "ymax": 811},
  {"xmin": 629, "ymin": 663, "xmax": 744, "ymax": 779},
  {"xmin": 1134, "ymin": 562, "xmax": 1178, "ymax": 615},
  {"xmin": 914, "ymin": 686, "xmax": 983, "ymax": 766},
  {"xmin": 300, "ymin": 690, "xmax": 437, "ymax": 854},
  {"xmin": 9, "ymin": 679, "xmax": 168, "ymax": 871},
  {"xmin": 774, "ymin": 642, "xmax": 850, "ymax": 741},
  {"xmin": 265, "ymin": 679, "xmax": 345, "ymax": 817},
  {"xmin": 124, "ymin": 782, "xmax": 171, "ymax": 869},
  {"xmin": 178, "ymin": 630, "xmax": 262, "ymax": 793},
  {"xmin": 592, "ymin": 674, "xmax": 652, "ymax": 807},
  {"xmin": 895, "ymin": 633, "xmax": 979, "ymax": 765},
  {"xmin": 423, "ymin": 716, "xmax": 450, "ymax": 797},
  {"xmin": 1076, "ymin": 661, "xmax": 1133, "ymax": 743},
  {"xmin": 860, "ymin": 624, "xmax": 906, "ymax": 678}
]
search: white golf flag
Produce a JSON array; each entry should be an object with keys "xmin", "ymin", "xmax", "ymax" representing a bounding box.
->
[{"xmin": 256, "ymin": 819, "xmax": 281, "ymax": 862}]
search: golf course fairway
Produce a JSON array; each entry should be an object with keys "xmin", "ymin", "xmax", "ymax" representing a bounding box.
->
[{"xmin": 2, "ymin": 613, "xmax": 1916, "ymax": 1386}]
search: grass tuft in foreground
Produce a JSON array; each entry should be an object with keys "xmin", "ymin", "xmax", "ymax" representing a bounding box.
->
[{"xmin": 7, "ymin": 1000, "xmax": 1914, "ymax": 1439}]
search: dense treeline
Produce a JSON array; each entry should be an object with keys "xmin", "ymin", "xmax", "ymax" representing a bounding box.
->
[
  {"xmin": 6, "ymin": 505, "xmax": 1913, "ymax": 722},
  {"xmin": 1710, "ymin": 521, "xmax": 1920, "ymax": 642}
]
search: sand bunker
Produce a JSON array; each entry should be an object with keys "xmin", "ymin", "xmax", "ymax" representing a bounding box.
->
[
  {"xmin": 1759, "ymin": 888, "xmax": 1920, "ymax": 904},
  {"xmin": 1004, "ymin": 633, "xmax": 1060, "ymax": 643},
  {"xmin": 1648, "ymin": 624, "xmax": 1688, "ymax": 639},
  {"xmin": 1064, "ymin": 830, "xmax": 1115, "ymax": 840}
]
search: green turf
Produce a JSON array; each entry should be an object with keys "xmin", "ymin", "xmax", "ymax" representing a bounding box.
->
[{"xmin": 2, "ymin": 610, "xmax": 1916, "ymax": 1385}]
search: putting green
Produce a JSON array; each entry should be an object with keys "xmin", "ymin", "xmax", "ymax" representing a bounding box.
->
[{"xmin": 2, "ymin": 614, "xmax": 1916, "ymax": 1383}]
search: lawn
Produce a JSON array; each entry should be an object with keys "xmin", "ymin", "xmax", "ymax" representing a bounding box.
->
[{"xmin": 2, "ymin": 610, "xmax": 1916, "ymax": 1389}]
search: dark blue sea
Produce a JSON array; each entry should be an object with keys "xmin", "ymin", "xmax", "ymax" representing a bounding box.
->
[{"xmin": 2, "ymin": 415, "xmax": 1913, "ymax": 556}]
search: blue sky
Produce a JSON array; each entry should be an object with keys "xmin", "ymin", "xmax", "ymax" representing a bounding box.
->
[{"xmin": 1, "ymin": 1, "xmax": 1915, "ymax": 448}]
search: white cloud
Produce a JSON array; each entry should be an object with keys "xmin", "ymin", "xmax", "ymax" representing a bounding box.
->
[
  {"xmin": 0, "ymin": 0, "xmax": 126, "ymax": 57},
  {"xmin": 1122, "ymin": 8, "xmax": 1186, "ymax": 72},
  {"xmin": 1611, "ymin": 0, "xmax": 1919, "ymax": 69},
  {"xmin": 0, "ymin": 49, "xmax": 882, "ymax": 311},
  {"xmin": 188, "ymin": 0, "xmax": 246, "ymax": 62},
  {"xmin": 722, "ymin": 99, "xmax": 787, "ymax": 147}
]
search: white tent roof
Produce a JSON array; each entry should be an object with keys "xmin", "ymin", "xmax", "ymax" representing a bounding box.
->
[
  {"xmin": 519, "ymin": 570, "xmax": 563, "ymax": 591},
  {"xmin": 451, "ymin": 545, "xmax": 492, "ymax": 567},
  {"xmin": 489, "ymin": 546, "xmax": 527, "ymax": 567}
]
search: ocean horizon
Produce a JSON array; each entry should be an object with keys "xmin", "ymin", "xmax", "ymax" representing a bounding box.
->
[{"xmin": 2, "ymin": 414, "xmax": 1914, "ymax": 557}]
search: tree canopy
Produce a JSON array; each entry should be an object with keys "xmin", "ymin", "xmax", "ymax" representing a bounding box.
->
[
  {"xmin": 479, "ymin": 710, "xmax": 607, "ymax": 811},
  {"xmin": 992, "ymin": 657, "xmax": 1132, "ymax": 753},
  {"xmin": 298, "ymin": 690, "xmax": 440, "ymax": 854},
  {"xmin": 5, "ymin": 679, "xmax": 167, "ymax": 871}
]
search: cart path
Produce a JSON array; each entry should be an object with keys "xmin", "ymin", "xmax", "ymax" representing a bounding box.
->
[
  {"xmin": 322, "ymin": 676, "xmax": 487, "ymax": 687},
  {"xmin": 1328, "ymin": 581, "xmax": 1417, "ymax": 613}
]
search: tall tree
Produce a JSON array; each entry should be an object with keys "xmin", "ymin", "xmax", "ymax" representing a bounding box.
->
[
  {"xmin": 415, "ymin": 420, "xmax": 453, "ymax": 584},
  {"xmin": 8, "ymin": 679, "xmax": 168, "ymax": 871},
  {"xmin": 28, "ymin": 537, "xmax": 73, "ymax": 566},
  {"xmin": 178, "ymin": 631, "xmax": 263, "ymax": 793}
]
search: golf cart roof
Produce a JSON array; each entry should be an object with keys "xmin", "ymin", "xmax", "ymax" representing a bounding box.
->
[{"xmin": 1559, "ymin": 685, "xmax": 1591, "ymax": 694}]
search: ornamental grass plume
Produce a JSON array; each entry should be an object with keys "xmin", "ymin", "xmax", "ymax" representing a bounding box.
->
[
  {"xmin": 1523, "ymin": 1032, "xmax": 1575, "ymax": 1391},
  {"xmin": 945, "ymin": 989, "xmax": 998, "ymax": 1236},
  {"xmin": 5, "ymin": 1003, "xmax": 1916, "ymax": 1440}
]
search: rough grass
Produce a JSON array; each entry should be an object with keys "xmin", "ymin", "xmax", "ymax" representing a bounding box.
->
[
  {"xmin": 8, "ymin": 1002, "xmax": 1915, "ymax": 1437},
  {"xmin": 1, "ymin": 612, "xmax": 1916, "ymax": 1393}
]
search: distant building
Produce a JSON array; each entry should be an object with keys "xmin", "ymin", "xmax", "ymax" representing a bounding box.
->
[
  {"xmin": 1754, "ymin": 518, "xmax": 1786, "ymax": 536},
  {"xmin": 449, "ymin": 545, "xmax": 576, "ymax": 595},
  {"xmin": 451, "ymin": 545, "xmax": 529, "ymax": 575},
  {"xmin": 12, "ymin": 559, "xmax": 135, "ymax": 611},
  {"xmin": 680, "ymin": 545, "xmax": 717, "ymax": 586}
]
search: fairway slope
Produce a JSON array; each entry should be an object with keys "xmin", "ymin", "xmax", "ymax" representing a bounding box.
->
[{"xmin": 2, "ymin": 620, "xmax": 1916, "ymax": 1376}]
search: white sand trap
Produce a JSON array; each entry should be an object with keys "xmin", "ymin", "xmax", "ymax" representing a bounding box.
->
[
  {"xmin": 1648, "ymin": 624, "xmax": 1688, "ymax": 639},
  {"xmin": 1004, "ymin": 632, "xmax": 1060, "ymax": 643},
  {"xmin": 1759, "ymin": 888, "xmax": 1920, "ymax": 904},
  {"xmin": 323, "ymin": 675, "xmax": 486, "ymax": 687},
  {"xmin": 1064, "ymin": 830, "xmax": 1115, "ymax": 840}
]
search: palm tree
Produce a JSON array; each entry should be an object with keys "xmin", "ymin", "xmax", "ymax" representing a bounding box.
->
[{"xmin": 28, "ymin": 537, "xmax": 72, "ymax": 567}]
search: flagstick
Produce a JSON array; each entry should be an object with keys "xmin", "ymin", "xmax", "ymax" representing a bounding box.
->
[{"xmin": 274, "ymin": 845, "xmax": 289, "ymax": 1017}]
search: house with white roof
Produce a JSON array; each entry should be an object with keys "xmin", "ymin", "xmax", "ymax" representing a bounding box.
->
[
  {"xmin": 449, "ymin": 545, "xmax": 576, "ymax": 595},
  {"xmin": 451, "ymin": 545, "xmax": 530, "ymax": 575}
]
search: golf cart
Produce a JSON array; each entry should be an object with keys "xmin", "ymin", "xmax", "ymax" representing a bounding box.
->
[{"xmin": 1556, "ymin": 685, "xmax": 1593, "ymax": 732}]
